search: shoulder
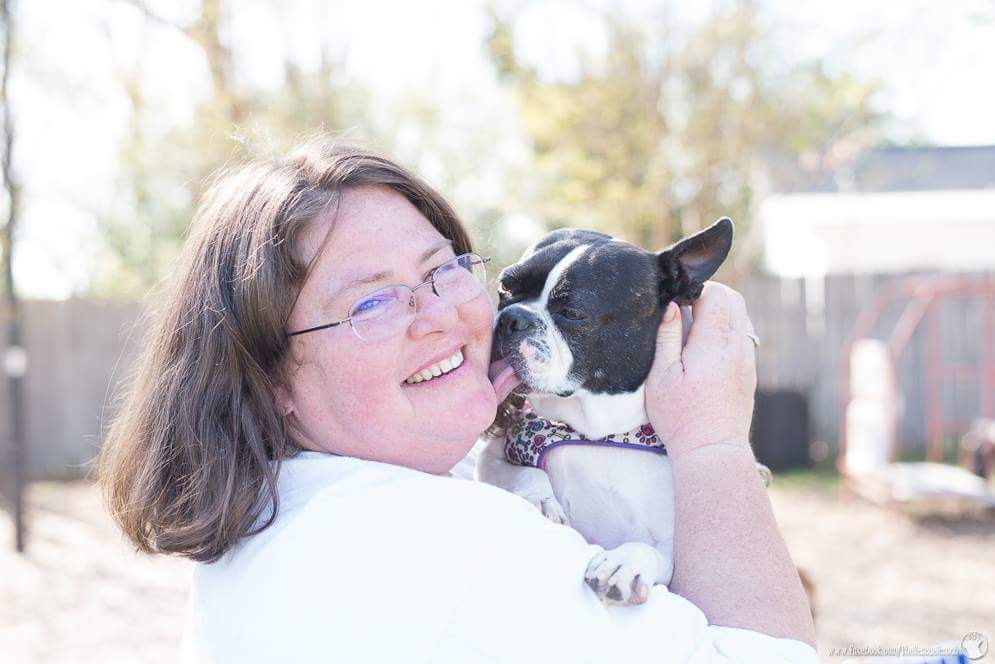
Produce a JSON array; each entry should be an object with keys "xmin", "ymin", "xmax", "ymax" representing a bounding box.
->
[
  {"xmin": 226, "ymin": 452, "xmax": 566, "ymax": 573},
  {"xmin": 183, "ymin": 455, "xmax": 595, "ymax": 662},
  {"xmin": 293, "ymin": 455, "xmax": 549, "ymax": 537},
  {"xmin": 196, "ymin": 451, "xmax": 591, "ymax": 597}
]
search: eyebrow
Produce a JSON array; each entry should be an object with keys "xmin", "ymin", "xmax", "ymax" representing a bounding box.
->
[{"xmin": 325, "ymin": 240, "xmax": 454, "ymax": 308}]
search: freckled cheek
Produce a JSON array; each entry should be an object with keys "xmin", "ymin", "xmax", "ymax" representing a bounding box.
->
[
  {"xmin": 303, "ymin": 345, "xmax": 398, "ymax": 415},
  {"xmin": 340, "ymin": 350, "xmax": 401, "ymax": 395},
  {"xmin": 461, "ymin": 295, "xmax": 495, "ymax": 343}
]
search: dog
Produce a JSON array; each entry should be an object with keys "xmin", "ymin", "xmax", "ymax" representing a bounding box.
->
[{"xmin": 478, "ymin": 218, "xmax": 747, "ymax": 604}]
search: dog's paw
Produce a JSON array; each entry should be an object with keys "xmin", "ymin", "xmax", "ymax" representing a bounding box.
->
[
  {"xmin": 519, "ymin": 493, "xmax": 570, "ymax": 526},
  {"xmin": 525, "ymin": 493, "xmax": 570, "ymax": 526},
  {"xmin": 584, "ymin": 543, "xmax": 666, "ymax": 605}
]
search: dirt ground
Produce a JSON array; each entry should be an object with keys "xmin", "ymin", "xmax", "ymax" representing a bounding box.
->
[{"xmin": 1, "ymin": 475, "xmax": 993, "ymax": 663}]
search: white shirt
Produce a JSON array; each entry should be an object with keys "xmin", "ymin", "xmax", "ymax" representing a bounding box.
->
[{"xmin": 181, "ymin": 450, "xmax": 817, "ymax": 663}]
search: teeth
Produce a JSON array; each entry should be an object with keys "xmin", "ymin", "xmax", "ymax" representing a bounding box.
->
[{"xmin": 405, "ymin": 349, "xmax": 465, "ymax": 384}]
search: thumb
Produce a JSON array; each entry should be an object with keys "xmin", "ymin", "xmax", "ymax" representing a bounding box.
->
[{"xmin": 655, "ymin": 302, "xmax": 683, "ymax": 371}]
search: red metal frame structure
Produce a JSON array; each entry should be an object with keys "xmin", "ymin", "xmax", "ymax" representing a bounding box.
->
[{"xmin": 838, "ymin": 276, "xmax": 995, "ymax": 477}]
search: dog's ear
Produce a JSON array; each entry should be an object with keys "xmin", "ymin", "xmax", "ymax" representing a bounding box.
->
[{"xmin": 657, "ymin": 217, "xmax": 734, "ymax": 306}]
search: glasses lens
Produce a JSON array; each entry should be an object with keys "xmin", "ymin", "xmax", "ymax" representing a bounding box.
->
[
  {"xmin": 433, "ymin": 254, "xmax": 487, "ymax": 305},
  {"xmin": 349, "ymin": 285, "xmax": 414, "ymax": 341}
]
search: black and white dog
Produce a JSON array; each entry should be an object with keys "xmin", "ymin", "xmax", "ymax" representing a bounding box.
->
[{"xmin": 478, "ymin": 218, "xmax": 742, "ymax": 604}]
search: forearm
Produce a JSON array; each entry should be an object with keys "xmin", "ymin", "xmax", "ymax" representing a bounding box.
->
[{"xmin": 668, "ymin": 442, "xmax": 816, "ymax": 647}]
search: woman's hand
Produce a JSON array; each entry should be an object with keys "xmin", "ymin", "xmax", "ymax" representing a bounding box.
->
[
  {"xmin": 647, "ymin": 282, "xmax": 816, "ymax": 645},
  {"xmin": 644, "ymin": 282, "xmax": 758, "ymax": 456}
]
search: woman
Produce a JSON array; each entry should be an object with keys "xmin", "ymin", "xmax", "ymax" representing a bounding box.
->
[{"xmin": 98, "ymin": 140, "xmax": 817, "ymax": 662}]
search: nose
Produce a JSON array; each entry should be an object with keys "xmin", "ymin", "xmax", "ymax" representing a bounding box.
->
[
  {"xmin": 498, "ymin": 307, "xmax": 536, "ymax": 337},
  {"xmin": 407, "ymin": 286, "xmax": 458, "ymax": 339}
]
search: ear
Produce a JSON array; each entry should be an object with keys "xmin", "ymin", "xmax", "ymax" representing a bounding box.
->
[
  {"xmin": 657, "ymin": 217, "xmax": 734, "ymax": 306},
  {"xmin": 273, "ymin": 383, "xmax": 295, "ymax": 418}
]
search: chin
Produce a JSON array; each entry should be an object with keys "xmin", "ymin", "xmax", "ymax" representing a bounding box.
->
[
  {"xmin": 438, "ymin": 393, "xmax": 497, "ymax": 442},
  {"xmin": 408, "ymin": 435, "xmax": 479, "ymax": 475},
  {"xmin": 465, "ymin": 385, "xmax": 500, "ymax": 431},
  {"xmin": 417, "ymin": 397, "xmax": 496, "ymax": 471}
]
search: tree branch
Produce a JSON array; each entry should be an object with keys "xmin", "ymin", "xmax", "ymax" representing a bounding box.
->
[{"xmin": 115, "ymin": 0, "xmax": 195, "ymax": 37}]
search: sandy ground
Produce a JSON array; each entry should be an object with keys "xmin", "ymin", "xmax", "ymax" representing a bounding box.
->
[
  {"xmin": 1, "ymin": 482, "xmax": 193, "ymax": 664},
  {"xmin": 1, "ymin": 476, "xmax": 993, "ymax": 663},
  {"xmin": 772, "ymin": 473, "xmax": 995, "ymax": 657}
]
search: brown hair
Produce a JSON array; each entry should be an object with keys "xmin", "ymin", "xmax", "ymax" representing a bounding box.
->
[{"xmin": 98, "ymin": 139, "xmax": 474, "ymax": 563}]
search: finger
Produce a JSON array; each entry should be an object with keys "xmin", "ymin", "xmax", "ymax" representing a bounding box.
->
[
  {"xmin": 725, "ymin": 293, "xmax": 756, "ymax": 361},
  {"xmin": 724, "ymin": 290, "xmax": 755, "ymax": 354},
  {"xmin": 686, "ymin": 282, "xmax": 732, "ymax": 351},
  {"xmin": 727, "ymin": 287, "xmax": 749, "ymax": 333},
  {"xmin": 654, "ymin": 302, "xmax": 683, "ymax": 372},
  {"xmin": 743, "ymin": 314, "xmax": 757, "ymax": 350},
  {"xmin": 742, "ymin": 316, "xmax": 758, "ymax": 369},
  {"xmin": 680, "ymin": 305, "xmax": 693, "ymax": 346},
  {"xmin": 690, "ymin": 282, "xmax": 732, "ymax": 332}
]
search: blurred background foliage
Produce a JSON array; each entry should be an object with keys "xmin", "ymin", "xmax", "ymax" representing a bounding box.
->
[
  {"xmin": 486, "ymin": 3, "xmax": 884, "ymax": 253},
  {"xmin": 84, "ymin": 0, "xmax": 887, "ymax": 297}
]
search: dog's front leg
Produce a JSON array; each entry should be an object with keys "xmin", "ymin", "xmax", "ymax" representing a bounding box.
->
[{"xmin": 476, "ymin": 437, "xmax": 570, "ymax": 525}]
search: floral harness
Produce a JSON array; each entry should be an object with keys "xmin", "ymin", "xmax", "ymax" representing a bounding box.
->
[{"xmin": 504, "ymin": 402, "xmax": 667, "ymax": 470}]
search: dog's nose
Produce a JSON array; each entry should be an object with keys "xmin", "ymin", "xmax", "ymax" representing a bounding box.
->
[{"xmin": 499, "ymin": 308, "xmax": 535, "ymax": 336}]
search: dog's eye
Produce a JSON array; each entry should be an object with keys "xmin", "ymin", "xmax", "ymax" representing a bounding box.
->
[{"xmin": 558, "ymin": 307, "xmax": 586, "ymax": 321}]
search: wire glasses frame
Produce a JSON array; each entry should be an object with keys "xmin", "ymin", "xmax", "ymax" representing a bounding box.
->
[{"xmin": 287, "ymin": 253, "xmax": 491, "ymax": 342}]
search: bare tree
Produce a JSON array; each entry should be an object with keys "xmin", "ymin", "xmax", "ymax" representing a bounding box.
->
[
  {"xmin": 94, "ymin": 0, "xmax": 363, "ymax": 296},
  {"xmin": 1, "ymin": 0, "xmax": 26, "ymax": 553}
]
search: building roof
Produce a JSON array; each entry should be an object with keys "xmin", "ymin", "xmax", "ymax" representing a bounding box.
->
[{"xmin": 774, "ymin": 145, "xmax": 995, "ymax": 193}]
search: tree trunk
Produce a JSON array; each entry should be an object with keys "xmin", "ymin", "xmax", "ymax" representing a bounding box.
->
[{"xmin": 1, "ymin": 0, "xmax": 26, "ymax": 554}]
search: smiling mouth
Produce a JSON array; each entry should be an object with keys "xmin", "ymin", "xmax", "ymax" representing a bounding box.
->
[{"xmin": 404, "ymin": 348, "xmax": 465, "ymax": 385}]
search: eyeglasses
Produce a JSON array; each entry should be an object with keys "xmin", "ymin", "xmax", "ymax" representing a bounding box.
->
[{"xmin": 288, "ymin": 253, "xmax": 491, "ymax": 342}]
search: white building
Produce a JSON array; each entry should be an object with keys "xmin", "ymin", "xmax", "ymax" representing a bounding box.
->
[{"xmin": 756, "ymin": 145, "xmax": 995, "ymax": 277}]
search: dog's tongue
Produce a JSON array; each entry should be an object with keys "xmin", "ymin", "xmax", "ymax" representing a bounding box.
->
[{"xmin": 488, "ymin": 358, "xmax": 522, "ymax": 402}]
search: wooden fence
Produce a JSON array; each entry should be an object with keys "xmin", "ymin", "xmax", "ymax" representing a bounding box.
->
[
  {"xmin": 1, "ymin": 270, "xmax": 993, "ymax": 479},
  {"xmin": 0, "ymin": 300, "xmax": 146, "ymax": 479},
  {"xmin": 744, "ymin": 270, "xmax": 995, "ymax": 459}
]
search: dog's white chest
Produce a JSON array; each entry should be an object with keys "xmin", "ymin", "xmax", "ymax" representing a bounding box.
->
[{"xmin": 542, "ymin": 444, "xmax": 675, "ymax": 552}]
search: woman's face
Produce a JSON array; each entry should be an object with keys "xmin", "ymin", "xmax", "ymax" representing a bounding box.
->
[{"xmin": 281, "ymin": 185, "xmax": 498, "ymax": 474}]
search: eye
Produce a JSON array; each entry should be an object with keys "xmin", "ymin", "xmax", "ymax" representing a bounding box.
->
[
  {"xmin": 558, "ymin": 307, "xmax": 586, "ymax": 321},
  {"xmin": 352, "ymin": 292, "xmax": 395, "ymax": 315},
  {"xmin": 424, "ymin": 260, "xmax": 450, "ymax": 281}
]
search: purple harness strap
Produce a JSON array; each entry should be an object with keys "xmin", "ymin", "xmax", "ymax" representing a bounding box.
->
[{"xmin": 504, "ymin": 403, "xmax": 667, "ymax": 470}]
